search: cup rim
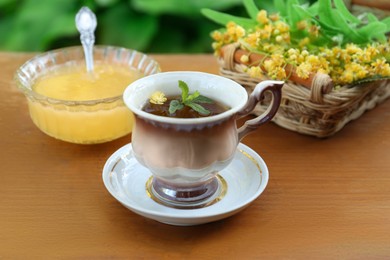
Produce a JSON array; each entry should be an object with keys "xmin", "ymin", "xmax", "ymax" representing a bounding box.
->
[
  {"xmin": 124, "ymin": 71, "xmax": 248, "ymax": 125},
  {"xmin": 14, "ymin": 45, "xmax": 161, "ymax": 106}
]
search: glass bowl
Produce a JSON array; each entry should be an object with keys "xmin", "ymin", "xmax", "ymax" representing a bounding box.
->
[{"xmin": 15, "ymin": 45, "xmax": 160, "ymax": 144}]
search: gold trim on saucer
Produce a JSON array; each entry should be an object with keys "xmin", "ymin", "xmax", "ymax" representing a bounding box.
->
[{"xmin": 239, "ymin": 148, "xmax": 262, "ymax": 173}]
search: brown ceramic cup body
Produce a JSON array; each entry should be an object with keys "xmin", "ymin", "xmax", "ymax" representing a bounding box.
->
[{"xmin": 124, "ymin": 72, "xmax": 283, "ymax": 207}]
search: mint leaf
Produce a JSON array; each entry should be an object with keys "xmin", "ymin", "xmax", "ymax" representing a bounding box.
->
[
  {"xmin": 170, "ymin": 80, "xmax": 212, "ymax": 116},
  {"xmin": 169, "ymin": 100, "xmax": 184, "ymax": 114},
  {"xmin": 186, "ymin": 90, "xmax": 200, "ymax": 103},
  {"xmin": 192, "ymin": 95, "xmax": 214, "ymax": 104},
  {"xmin": 187, "ymin": 102, "xmax": 210, "ymax": 116},
  {"xmin": 178, "ymin": 80, "xmax": 189, "ymax": 103}
]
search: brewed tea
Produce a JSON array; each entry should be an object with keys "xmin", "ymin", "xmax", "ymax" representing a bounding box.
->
[
  {"xmin": 142, "ymin": 80, "xmax": 230, "ymax": 118},
  {"xmin": 143, "ymin": 95, "xmax": 229, "ymax": 118}
]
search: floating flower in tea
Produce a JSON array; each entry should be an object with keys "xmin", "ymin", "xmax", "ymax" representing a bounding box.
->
[{"xmin": 149, "ymin": 91, "xmax": 167, "ymax": 105}]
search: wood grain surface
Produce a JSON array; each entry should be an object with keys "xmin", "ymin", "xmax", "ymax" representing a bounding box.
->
[{"xmin": 1, "ymin": 52, "xmax": 389, "ymax": 258}]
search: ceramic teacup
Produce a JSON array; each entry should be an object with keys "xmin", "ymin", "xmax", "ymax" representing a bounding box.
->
[{"xmin": 124, "ymin": 71, "xmax": 283, "ymax": 208}]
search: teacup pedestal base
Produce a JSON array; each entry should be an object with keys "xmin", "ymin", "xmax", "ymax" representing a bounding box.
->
[{"xmin": 146, "ymin": 175, "xmax": 228, "ymax": 209}]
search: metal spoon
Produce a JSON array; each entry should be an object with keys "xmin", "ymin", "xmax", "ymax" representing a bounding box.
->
[{"xmin": 75, "ymin": 7, "xmax": 97, "ymax": 72}]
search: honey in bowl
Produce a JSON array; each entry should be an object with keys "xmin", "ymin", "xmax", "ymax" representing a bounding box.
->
[
  {"xmin": 29, "ymin": 62, "xmax": 141, "ymax": 143},
  {"xmin": 33, "ymin": 62, "xmax": 141, "ymax": 101},
  {"xmin": 15, "ymin": 46, "xmax": 160, "ymax": 144}
]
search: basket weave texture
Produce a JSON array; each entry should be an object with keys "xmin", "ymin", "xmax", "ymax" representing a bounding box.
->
[
  {"xmin": 346, "ymin": 0, "xmax": 390, "ymax": 20},
  {"xmin": 218, "ymin": 43, "xmax": 390, "ymax": 138}
]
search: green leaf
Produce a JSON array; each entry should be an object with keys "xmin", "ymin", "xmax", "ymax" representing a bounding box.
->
[
  {"xmin": 292, "ymin": 4, "xmax": 311, "ymax": 19},
  {"xmin": 95, "ymin": 0, "xmax": 119, "ymax": 7},
  {"xmin": 357, "ymin": 22, "xmax": 388, "ymax": 41},
  {"xmin": 144, "ymin": 15, "xmax": 219, "ymax": 53},
  {"xmin": 315, "ymin": 18, "xmax": 342, "ymax": 33},
  {"xmin": 243, "ymin": 0, "xmax": 259, "ymax": 20},
  {"xmin": 274, "ymin": 0, "xmax": 287, "ymax": 17},
  {"xmin": 201, "ymin": 8, "xmax": 256, "ymax": 28},
  {"xmin": 253, "ymin": 0, "xmax": 276, "ymax": 13},
  {"xmin": 366, "ymin": 13, "xmax": 379, "ymax": 23},
  {"xmin": 381, "ymin": 17, "xmax": 390, "ymax": 30},
  {"xmin": 286, "ymin": 0, "xmax": 301, "ymax": 29},
  {"xmin": 333, "ymin": 0, "xmax": 360, "ymax": 24},
  {"xmin": 187, "ymin": 102, "xmax": 210, "ymax": 116},
  {"xmin": 178, "ymin": 80, "xmax": 189, "ymax": 102},
  {"xmin": 371, "ymin": 34, "xmax": 387, "ymax": 42},
  {"xmin": 307, "ymin": 1, "xmax": 319, "ymax": 15},
  {"xmin": 0, "ymin": 12, "xmax": 11, "ymax": 40},
  {"xmin": 41, "ymin": 13, "xmax": 77, "ymax": 49},
  {"xmin": 169, "ymin": 100, "xmax": 184, "ymax": 114},
  {"xmin": 131, "ymin": 0, "xmax": 242, "ymax": 17},
  {"xmin": 0, "ymin": 0, "xmax": 14, "ymax": 7},
  {"xmin": 331, "ymin": 10, "xmax": 366, "ymax": 43},
  {"xmin": 291, "ymin": 4, "xmax": 328, "ymax": 27},
  {"xmin": 186, "ymin": 90, "xmax": 200, "ymax": 103},
  {"xmin": 193, "ymin": 95, "xmax": 214, "ymax": 104},
  {"xmin": 100, "ymin": 2, "xmax": 158, "ymax": 51},
  {"xmin": 318, "ymin": 0, "xmax": 336, "ymax": 26},
  {"xmin": 316, "ymin": 0, "xmax": 367, "ymax": 44},
  {"xmin": 0, "ymin": 0, "xmax": 80, "ymax": 51}
]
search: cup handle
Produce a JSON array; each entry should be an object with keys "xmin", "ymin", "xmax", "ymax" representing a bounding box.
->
[{"xmin": 237, "ymin": 80, "xmax": 284, "ymax": 140}]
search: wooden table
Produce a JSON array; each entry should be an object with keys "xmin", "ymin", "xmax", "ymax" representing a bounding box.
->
[{"xmin": 1, "ymin": 52, "xmax": 389, "ymax": 258}]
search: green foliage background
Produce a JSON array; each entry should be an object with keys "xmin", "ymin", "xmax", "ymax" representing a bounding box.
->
[{"xmin": 0, "ymin": 0, "xmax": 281, "ymax": 53}]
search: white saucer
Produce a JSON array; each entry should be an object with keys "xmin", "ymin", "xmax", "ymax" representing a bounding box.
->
[{"xmin": 102, "ymin": 143, "xmax": 269, "ymax": 226}]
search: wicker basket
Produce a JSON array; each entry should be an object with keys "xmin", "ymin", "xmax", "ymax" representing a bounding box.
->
[
  {"xmin": 214, "ymin": 0, "xmax": 390, "ymax": 138},
  {"xmin": 218, "ymin": 43, "xmax": 390, "ymax": 138},
  {"xmin": 346, "ymin": 0, "xmax": 390, "ymax": 20}
]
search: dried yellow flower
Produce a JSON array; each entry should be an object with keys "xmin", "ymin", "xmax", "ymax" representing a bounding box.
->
[
  {"xmin": 150, "ymin": 91, "xmax": 167, "ymax": 105},
  {"xmin": 297, "ymin": 20, "xmax": 308, "ymax": 30},
  {"xmin": 240, "ymin": 55, "xmax": 249, "ymax": 63},
  {"xmin": 211, "ymin": 31, "xmax": 222, "ymax": 41},
  {"xmin": 245, "ymin": 32, "xmax": 260, "ymax": 47},
  {"xmin": 269, "ymin": 13, "xmax": 280, "ymax": 22},
  {"xmin": 296, "ymin": 63, "xmax": 312, "ymax": 79},
  {"xmin": 275, "ymin": 21, "xmax": 289, "ymax": 33},
  {"xmin": 248, "ymin": 66, "xmax": 263, "ymax": 78},
  {"xmin": 275, "ymin": 35, "xmax": 283, "ymax": 42},
  {"xmin": 209, "ymin": 7, "xmax": 390, "ymax": 86},
  {"xmin": 257, "ymin": 10, "xmax": 269, "ymax": 24},
  {"xmin": 226, "ymin": 22, "xmax": 245, "ymax": 41}
]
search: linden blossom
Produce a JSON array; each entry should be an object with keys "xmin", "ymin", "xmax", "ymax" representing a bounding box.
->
[
  {"xmin": 203, "ymin": 0, "xmax": 390, "ymax": 86},
  {"xmin": 149, "ymin": 91, "xmax": 167, "ymax": 105}
]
